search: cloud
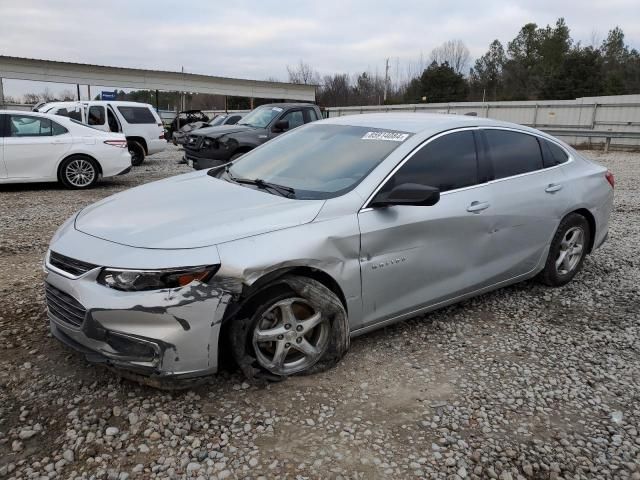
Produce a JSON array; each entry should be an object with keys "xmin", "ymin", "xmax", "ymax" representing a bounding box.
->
[{"xmin": 1, "ymin": 0, "xmax": 638, "ymax": 97}]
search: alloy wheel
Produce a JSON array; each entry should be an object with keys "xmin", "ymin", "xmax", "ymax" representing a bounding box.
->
[
  {"xmin": 65, "ymin": 159, "xmax": 95, "ymax": 187},
  {"xmin": 252, "ymin": 297, "xmax": 330, "ymax": 376},
  {"xmin": 555, "ymin": 226, "xmax": 585, "ymax": 275}
]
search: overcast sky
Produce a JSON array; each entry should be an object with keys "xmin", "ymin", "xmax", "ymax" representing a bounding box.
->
[{"xmin": 1, "ymin": 0, "xmax": 639, "ymax": 98}]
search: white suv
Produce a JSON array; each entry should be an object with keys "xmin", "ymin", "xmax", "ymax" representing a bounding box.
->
[{"xmin": 38, "ymin": 101, "xmax": 166, "ymax": 165}]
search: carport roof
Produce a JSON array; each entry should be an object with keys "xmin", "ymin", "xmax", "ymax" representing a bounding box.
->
[{"xmin": 0, "ymin": 55, "xmax": 316, "ymax": 101}]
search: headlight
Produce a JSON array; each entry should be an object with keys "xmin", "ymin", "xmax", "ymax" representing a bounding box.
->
[{"xmin": 97, "ymin": 265, "xmax": 219, "ymax": 292}]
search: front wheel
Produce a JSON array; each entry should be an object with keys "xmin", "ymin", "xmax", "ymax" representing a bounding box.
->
[
  {"xmin": 539, "ymin": 213, "xmax": 591, "ymax": 287},
  {"xmin": 228, "ymin": 276, "xmax": 349, "ymax": 381},
  {"xmin": 59, "ymin": 156, "xmax": 99, "ymax": 189},
  {"xmin": 128, "ymin": 141, "xmax": 145, "ymax": 166}
]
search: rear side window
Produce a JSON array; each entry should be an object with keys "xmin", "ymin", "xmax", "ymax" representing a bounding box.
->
[
  {"xmin": 8, "ymin": 115, "xmax": 52, "ymax": 137},
  {"xmin": 307, "ymin": 108, "xmax": 319, "ymax": 121},
  {"xmin": 484, "ymin": 129, "xmax": 543, "ymax": 179},
  {"xmin": 51, "ymin": 121, "xmax": 68, "ymax": 136},
  {"xmin": 382, "ymin": 131, "xmax": 479, "ymax": 193},
  {"xmin": 117, "ymin": 106, "xmax": 157, "ymax": 124},
  {"xmin": 52, "ymin": 107, "xmax": 83, "ymax": 122},
  {"xmin": 540, "ymin": 139, "xmax": 569, "ymax": 167},
  {"xmin": 88, "ymin": 106, "xmax": 105, "ymax": 126}
]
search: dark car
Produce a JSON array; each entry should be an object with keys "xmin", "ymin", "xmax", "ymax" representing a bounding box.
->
[
  {"xmin": 166, "ymin": 110, "xmax": 209, "ymax": 141},
  {"xmin": 183, "ymin": 103, "xmax": 322, "ymax": 169},
  {"xmin": 173, "ymin": 113, "xmax": 245, "ymax": 146}
]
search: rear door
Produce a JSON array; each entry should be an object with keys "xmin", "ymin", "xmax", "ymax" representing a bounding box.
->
[
  {"xmin": 0, "ymin": 114, "xmax": 7, "ymax": 178},
  {"xmin": 358, "ymin": 129, "xmax": 495, "ymax": 328},
  {"xmin": 3, "ymin": 114, "xmax": 71, "ymax": 179},
  {"xmin": 479, "ymin": 128, "xmax": 571, "ymax": 278}
]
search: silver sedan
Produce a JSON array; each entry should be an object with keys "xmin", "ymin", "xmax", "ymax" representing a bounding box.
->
[{"xmin": 44, "ymin": 113, "xmax": 614, "ymax": 385}]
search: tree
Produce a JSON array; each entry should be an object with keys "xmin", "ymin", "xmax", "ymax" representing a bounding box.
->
[
  {"xmin": 286, "ymin": 60, "xmax": 320, "ymax": 85},
  {"xmin": 470, "ymin": 40, "xmax": 506, "ymax": 101},
  {"xmin": 404, "ymin": 61, "xmax": 468, "ymax": 103},
  {"xmin": 430, "ymin": 40, "xmax": 471, "ymax": 74},
  {"xmin": 318, "ymin": 74, "xmax": 351, "ymax": 107},
  {"xmin": 541, "ymin": 45, "xmax": 604, "ymax": 99}
]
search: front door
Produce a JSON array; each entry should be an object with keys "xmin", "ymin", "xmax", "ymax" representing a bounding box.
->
[
  {"xmin": 87, "ymin": 104, "xmax": 109, "ymax": 132},
  {"xmin": 268, "ymin": 109, "xmax": 305, "ymax": 140},
  {"xmin": 0, "ymin": 114, "xmax": 7, "ymax": 178},
  {"xmin": 3, "ymin": 114, "xmax": 71, "ymax": 179},
  {"xmin": 358, "ymin": 129, "xmax": 495, "ymax": 328}
]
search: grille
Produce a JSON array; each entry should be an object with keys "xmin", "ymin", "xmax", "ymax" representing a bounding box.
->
[
  {"xmin": 45, "ymin": 283, "xmax": 87, "ymax": 327},
  {"xmin": 49, "ymin": 251, "xmax": 97, "ymax": 277},
  {"xmin": 186, "ymin": 135, "xmax": 203, "ymax": 149}
]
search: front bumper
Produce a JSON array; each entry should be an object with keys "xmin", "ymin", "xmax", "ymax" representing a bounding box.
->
[{"xmin": 44, "ymin": 252, "xmax": 240, "ymax": 379}]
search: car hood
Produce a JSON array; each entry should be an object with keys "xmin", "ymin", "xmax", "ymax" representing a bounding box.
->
[
  {"xmin": 190, "ymin": 124, "xmax": 256, "ymax": 138},
  {"xmin": 74, "ymin": 171, "xmax": 324, "ymax": 249}
]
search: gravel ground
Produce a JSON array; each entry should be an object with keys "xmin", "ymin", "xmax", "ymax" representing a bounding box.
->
[{"xmin": 0, "ymin": 145, "xmax": 638, "ymax": 480}]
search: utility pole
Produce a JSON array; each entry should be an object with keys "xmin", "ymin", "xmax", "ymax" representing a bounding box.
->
[{"xmin": 383, "ymin": 57, "xmax": 390, "ymax": 104}]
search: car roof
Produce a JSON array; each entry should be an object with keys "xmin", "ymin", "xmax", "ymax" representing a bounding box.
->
[
  {"xmin": 41, "ymin": 100, "xmax": 153, "ymax": 108},
  {"xmin": 256, "ymin": 103, "xmax": 316, "ymax": 109},
  {"xmin": 321, "ymin": 112, "xmax": 539, "ymax": 135}
]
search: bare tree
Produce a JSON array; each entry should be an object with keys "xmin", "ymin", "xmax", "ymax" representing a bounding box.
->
[
  {"xmin": 430, "ymin": 39, "xmax": 471, "ymax": 74},
  {"xmin": 286, "ymin": 60, "xmax": 321, "ymax": 85},
  {"xmin": 23, "ymin": 93, "xmax": 41, "ymax": 104}
]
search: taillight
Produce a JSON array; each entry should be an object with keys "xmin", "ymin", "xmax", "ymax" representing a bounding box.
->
[
  {"xmin": 104, "ymin": 140, "xmax": 127, "ymax": 148},
  {"xmin": 605, "ymin": 170, "xmax": 615, "ymax": 189}
]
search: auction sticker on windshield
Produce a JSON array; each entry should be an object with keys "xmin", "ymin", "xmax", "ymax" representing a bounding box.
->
[{"xmin": 361, "ymin": 131, "xmax": 410, "ymax": 142}]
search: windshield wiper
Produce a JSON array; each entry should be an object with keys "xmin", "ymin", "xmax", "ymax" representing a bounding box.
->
[{"xmin": 225, "ymin": 167, "xmax": 295, "ymax": 198}]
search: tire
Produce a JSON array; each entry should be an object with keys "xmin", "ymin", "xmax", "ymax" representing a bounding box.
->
[
  {"xmin": 128, "ymin": 141, "xmax": 145, "ymax": 166},
  {"xmin": 227, "ymin": 275, "xmax": 349, "ymax": 382},
  {"xmin": 539, "ymin": 213, "xmax": 591, "ymax": 287},
  {"xmin": 59, "ymin": 156, "xmax": 100, "ymax": 189}
]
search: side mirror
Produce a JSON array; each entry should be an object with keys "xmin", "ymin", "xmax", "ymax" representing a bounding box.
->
[
  {"xmin": 273, "ymin": 120, "xmax": 289, "ymax": 132},
  {"xmin": 370, "ymin": 183, "xmax": 440, "ymax": 208}
]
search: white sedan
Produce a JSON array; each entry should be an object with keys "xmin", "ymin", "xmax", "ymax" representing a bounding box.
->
[{"xmin": 0, "ymin": 110, "xmax": 131, "ymax": 189}]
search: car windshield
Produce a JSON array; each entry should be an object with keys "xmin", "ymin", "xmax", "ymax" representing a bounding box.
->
[
  {"xmin": 237, "ymin": 105, "xmax": 284, "ymax": 128},
  {"xmin": 211, "ymin": 124, "xmax": 412, "ymax": 200}
]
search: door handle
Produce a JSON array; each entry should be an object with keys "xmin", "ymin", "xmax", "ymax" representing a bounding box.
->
[
  {"xmin": 466, "ymin": 201, "xmax": 490, "ymax": 213},
  {"xmin": 545, "ymin": 183, "xmax": 563, "ymax": 193}
]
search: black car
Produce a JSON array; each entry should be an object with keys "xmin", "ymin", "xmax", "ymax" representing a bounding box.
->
[
  {"xmin": 173, "ymin": 113, "xmax": 245, "ymax": 146},
  {"xmin": 183, "ymin": 103, "xmax": 322, "ymax": 169},
  {"xmin": 166, "ymin": 110, "xmax": 209, "ymax": 140}
]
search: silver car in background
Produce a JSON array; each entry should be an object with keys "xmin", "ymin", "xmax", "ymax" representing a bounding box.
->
[{"xmin": 44, "ymin": 114, "xmax": 614, "ymax": 384}]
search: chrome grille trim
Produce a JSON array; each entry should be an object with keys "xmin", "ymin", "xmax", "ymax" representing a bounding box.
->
[
  {"xmin": 49, "ymin": 251, "xmax": 97, "ymax": 277},
  {"xmin": 45, "ymin": 283, "xmax": 86, "ymax": 328}
]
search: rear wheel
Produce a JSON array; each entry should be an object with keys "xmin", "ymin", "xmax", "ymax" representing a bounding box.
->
[
  {"xmin": 228, "ymin": 276, "xmax": 349, "ymax": 381},
  {"xmin": 539, "ymin": 213, "xmax": 591, "ymax": 287},
  {"xmin": 59, "ymin": 156, "xmax": 99, "ymax": 189},
  {"xmin": 128, "ymin": 141, "xmax": 145, "ymax": 166}
]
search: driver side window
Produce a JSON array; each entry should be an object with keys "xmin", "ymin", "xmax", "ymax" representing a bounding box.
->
[
  {"xmin": 378, "ymin": 130, "xmax": 480, "ymax": 196},
  {"xmin": 280, "ymin": 110, "xmax": 304, "ymax": 130}
]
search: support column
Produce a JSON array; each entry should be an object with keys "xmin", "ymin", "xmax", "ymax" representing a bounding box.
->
[
  {"xmin": 155, "ymin": 89, "xmax": 159, "ymax": 110},
  {"xmin": 0, "ymin": 77, "xmax": 4, "ymax": 107},
  {"xmin": 76, "ymin": 84, "xmax": 81, "ymax": 100},
  {"xmin": 250, "ymin": 97, "xmax": 254, "ymax": 109},
  {"xmin": 87, "ymin": 85, "xmax": 91, "ymax": 100}
]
